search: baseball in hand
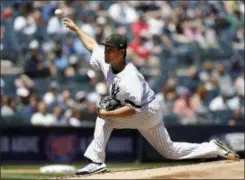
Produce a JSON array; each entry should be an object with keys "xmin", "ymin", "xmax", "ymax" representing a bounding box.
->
[{"xmin": 55, "ymin": 9, "xmax": 63, "ymax": 16}]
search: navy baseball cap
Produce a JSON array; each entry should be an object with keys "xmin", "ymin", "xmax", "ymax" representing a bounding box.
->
[{"xmin": 99, "ymin": 34, "xmax": 127, "ymax": 49}]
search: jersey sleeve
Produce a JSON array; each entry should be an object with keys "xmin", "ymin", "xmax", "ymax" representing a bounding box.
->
[
  {"xmin": 118, "ymin": 76, "xmax": 144, "ymax": 112},
  {"xmin": 89, "ymin": 45, "xmax": 105, "ymax": 71}
]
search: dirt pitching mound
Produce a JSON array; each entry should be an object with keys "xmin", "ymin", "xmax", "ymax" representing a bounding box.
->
[{"xmin": 66, "ymin": 160, "xmax": 244, "ymax": 179}]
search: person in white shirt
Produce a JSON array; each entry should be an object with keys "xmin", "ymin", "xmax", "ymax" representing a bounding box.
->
[
  {"xmin": 147, "ymin": 14, "xmax": 164, "ymax": 36},
  {"xmin": 68, "ymin": 109, "xmax": 82, "ymax": 127},
  {"xmin": 77, "ymin": 16, "xmax": 96, "ymax": 39},
  {"xmin": 209, "ymin": 88, "xmax": 241, "ymax": 112},
  {"xmin": 1, "ymin": 95, "xmax": 14, "ymax": 117},
  {"xmin": 108, "ymin": 1, "xmax": 138, "ymax": 25},
  {"xmin": 31, "ymin": 101, "xmax": 55, "ymax": 126},
  {"xmin": 63, "ymin": 18, "xmax": 239, "ymax": 175},
  {"xmin": 52, "ymin": 106, "xmax": 67, "ymax": 126},
  {"xmin": 234, "ymin": 74, "xmax": 244, "ymax": 98},
  {"xmin": 43, "ymin": 81, "xmax": 58, "ymax": 105},
  {"xmin": 13, "ymin": 4, "xmax": 37, "ymax": 36}
]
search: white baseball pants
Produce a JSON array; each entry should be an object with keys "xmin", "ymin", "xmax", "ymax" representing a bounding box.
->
[{"xmin": 84, "ymin": 117, "xmax": 218, "ymax": 163}]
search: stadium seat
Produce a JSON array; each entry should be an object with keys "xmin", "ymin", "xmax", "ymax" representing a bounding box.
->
[
  {"xmin": 211, "ymin": 110, "xmax": 233, "ymax": 124},
  {"xmin": 2, "ymin": 75, "xmax": 18, "ymax": 96},
  {"xmin": 163, "ymin": 113, "xmax": 181, "ymax": 125}
]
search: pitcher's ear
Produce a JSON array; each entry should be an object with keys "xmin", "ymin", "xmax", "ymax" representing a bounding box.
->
[{"xmin": 121, "ymin": 49, "xmax": 125, "ymax": 55}]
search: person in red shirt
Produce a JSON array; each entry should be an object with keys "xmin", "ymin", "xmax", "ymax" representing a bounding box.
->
[
  {"xmin": 128, "ymin": 33, "xmax": 151, "ymax": 67},
  {"xmin": 131, "ymin": 14, "xmax": 149, "ymax": 37}
]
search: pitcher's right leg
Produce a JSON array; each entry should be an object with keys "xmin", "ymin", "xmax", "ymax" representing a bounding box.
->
[{"xmin": 139, "ymin": 121, "xmax": 239, "ymax": 160}]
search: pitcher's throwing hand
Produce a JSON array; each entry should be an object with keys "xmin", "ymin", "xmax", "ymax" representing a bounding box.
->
[{"xmin": 63, "ymin": 18, "xmax": 79, "ymax": 32}]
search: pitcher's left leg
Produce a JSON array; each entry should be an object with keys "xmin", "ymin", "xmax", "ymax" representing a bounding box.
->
[
  {"xmin": 76, "ymin": 117, "xmax": 113, "ymax": 175},
  {"xmin": 84, "ymin": 117, "xmax": 114, "ymax": 163}
]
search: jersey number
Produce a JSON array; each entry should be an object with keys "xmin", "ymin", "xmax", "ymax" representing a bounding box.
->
[{"xmin": 111, "ymin": 83, "xmax": 120, "ymax": 99}]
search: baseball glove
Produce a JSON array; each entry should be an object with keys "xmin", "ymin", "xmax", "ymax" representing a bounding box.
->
[{"xmin": 98, "ymin": 96, "xmax": 121, "ymax": 111}]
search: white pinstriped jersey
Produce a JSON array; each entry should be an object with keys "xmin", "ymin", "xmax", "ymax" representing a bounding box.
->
[
  {"xmin": 84, "ymin": 45, "xmax": 222, "ymax": 164},
  {"xmin": 89, "ymin": 45, "xmax": 163, "ymax": 129}
]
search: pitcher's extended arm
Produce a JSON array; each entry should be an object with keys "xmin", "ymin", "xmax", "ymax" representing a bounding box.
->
[{"xmin": 63, "ymin": 18, "xmax": 97, "ymax": 52}]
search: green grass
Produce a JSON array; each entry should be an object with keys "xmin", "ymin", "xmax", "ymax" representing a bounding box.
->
[{"xmin": 1, "ymin": 161, "xmax": 198, "ymax": 179}]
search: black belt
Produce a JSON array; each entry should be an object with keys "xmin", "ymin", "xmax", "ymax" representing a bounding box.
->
[{"xmin": 125, "ymin": 96, "xmax": 156, "ymax": 109}]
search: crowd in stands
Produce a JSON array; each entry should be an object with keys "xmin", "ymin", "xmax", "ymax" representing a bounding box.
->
[{"xmin": 1, "ymin": 1, "xmax": 244, "ymax": 126}]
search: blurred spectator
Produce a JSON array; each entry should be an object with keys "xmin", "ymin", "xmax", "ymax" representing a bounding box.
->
[
  {"xmin": 14, "ymin": 73, "xmax": 35, "ymax": 90},
  {"xmin": 32, "ymin": 8, "xmax": 47, "ymax": 42},
  {"xmin": 52, "ymin": 106, "xmax": 67, "ymax": 126},
  {"xmin": 13, "ymin": 3, "xmax": 36, "ymax": 36},
  {"xmin": 158, "ymin": 1, "xmax": 172, "ymax": 17},
  {"xmin": 234, "ymin": 73, "xmax": 244, "ymax": 98},
  {"xmin": 232, "ymin": 27, "xmax": 244, "ymax": 50},
  {"xmin": 131, "ymin": 1, "xmax": 160, "ymax": 12},
  {"xmin": 204, "ymin": 28, "xmax": 220, "ymax": 49},
  {"xmin": 68, "ymin": 109, "xmax": 82, "ymax": 127},
  {"xmin": 155, "ymin": 86, "xmax": 165, "ymax": 103},
  {"xmin": 190, "ymin": 84, "xmax": 208, "ymax": 113},
  {"xmin": 147, "ymin": 14, "xmax": 164, "ymax": 36},
  {"xmin": 108, "ymin": 1, "xmax": 138, "ymax": 26},
  {"xmin": 1, "ymin": 95, "xmax": 15, "ymax": 117},
  {"xmin": 31, "ymin": 101, "xmax": 55, "ymax": 126},
  {"xmin": 56, "ymin": 89, "xmax": 71, "ymax": 112},
  {"xmin": 59, "ymin": 1, "xmax": 75, "ymax": 17},
  {"xmin": 86, "ymin": 82, "xmax": 107, "ymax": 114},
  {"xmin": 13, "ymin": 2, "xmax": 36, "ymax": 53},
  {"xmin": 64, "ymin": 55, "xmax": 89, "ymax": 82},
  {"xmin": 43, "ymin": 81, "xmax": 58, "ymax": 105},
  {"xmin": 199, "ymin": 60, "xmax": 213, "ymax": 83},
  {"xmin": 53, "ymin": 46, "xmax": 68, "ymax": 79},
  {"xmin": 33, "ymin": 1, "xmax": 53, "ymax": 23},
  {"xmin": 0, "ymin": 78, "xmax": 5, "ymax": 94},
  {"xmin": 173, "ymin": 91, "xmax": 197, "ymax": 125},
  {"xmin": 87, "ymin": 82, "xmax": 107, "ymax": 105},
  {"xmin": 16, "ymin": 87, "xmax": 30, "ymax": 106},
  {"xmin": 77, "ymin": 16, "xmax": 96, "ymax": 38},
  {"xmin": 225, "ymin": 4, "xmax": 244, "ymax": 32},
  {"xmin": 209, "ymin": 89, "xmax": 239, "ymax": 111},
  {"xmin": 183, "ymin": 21, "xmax": 205, "ymax": 43},
  {"xmin": 156, "ymin": 77, "xmax": 179, "ymax": 113},
  {"xmin": 199, "ymin": 61, "xmax": 219, "ymax": 91},
  {"xmin": 1, "ymin": 5, "xmax": 21, "ymax": 62},
  {"xmin": 128, "ymin": 33, "xmax": 151, "ymax": 67},
  {"xmin": 131, "ymin": 14, "xmax": 149, "ymax": 37},
  {"xmin": 67, "ymin": 91, "xmax": 88, "ymax": 110},
  {"xmin": 0, "ymin": 24, "xmax": 8, "ymax": 59},
  {"xmin": 234, "ymin": 73, "xmax": 245, "ymax": 115},
  {"xmin": 73, "ymin": 37, "xmax": 91, "ymax": 64},
  {"xmin": 1, "ymin": 6, "xmax": 14, "ymax": 20},
  {"xmin": 46, "ymin": 8, "xmax": 68, "ymax": 38},
  {"xmin": 16, "ymin": 94, "xmax": 38, "ymax": 123},
  {"xmin": 63, "ymin": 38, "xmax": 76, "ymax": 57},
  {"xmin": 95, "ymin": 16, "xmax": 113, "ymax": 43},
  {"xmin": 24, "ymin": 40, "xmax": 50, "ymax": 78},
  {"xmin": 184, "ymin": 66, "xmax": 201, "ymax": 93},
  {"xmin": 229, "ymin": 55, "xmax": 244, "ymax": 79},
  {"xmin": 213, "ymin": 63, "xmax": 233, "ymax": 91},
  {"xmin": 228, "ymin": 109, "xmax": 244, "ymax": 126},
  {"xmin": 46, "ymin": 51, "xmax": 57, "ymax": 78},
  {"xmin": 161, "ymin": 18, "xmax": 175, "ymax": 49}
]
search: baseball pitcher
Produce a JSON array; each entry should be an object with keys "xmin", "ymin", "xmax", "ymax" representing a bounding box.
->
[{"xmin": 63, "ymin": 18, "xmax": 239, "ymax": 175}]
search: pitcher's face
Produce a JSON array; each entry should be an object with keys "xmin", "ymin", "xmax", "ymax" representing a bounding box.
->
[{"xmin": 104, "ymin": 46, "xmax": 123, "ymax": 64}]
